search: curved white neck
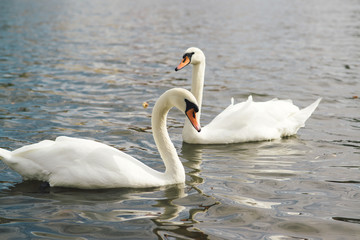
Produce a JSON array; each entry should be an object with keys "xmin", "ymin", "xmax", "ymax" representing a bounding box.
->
[{"xmin": 152, "ymin": 93, "xmax": 185, "ymax": 183}]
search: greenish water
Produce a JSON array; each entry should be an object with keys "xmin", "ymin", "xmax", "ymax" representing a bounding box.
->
[{"xmin": 0, "ymin": 0, "xmax": 359, "ymax": 239}]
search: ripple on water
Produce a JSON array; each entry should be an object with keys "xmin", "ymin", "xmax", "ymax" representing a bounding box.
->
[{"xmin": 1, "ymin": 0, "xmax": 360, "ymax": 239}]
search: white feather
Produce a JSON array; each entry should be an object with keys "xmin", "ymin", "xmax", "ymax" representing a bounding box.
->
[
  {"xmin": 0, "ymin": 88, "xmax": 199, "ymax": 189},
  {"xmin": 177, "ymin": 47, "xmax": 321, "ymax": 144}
]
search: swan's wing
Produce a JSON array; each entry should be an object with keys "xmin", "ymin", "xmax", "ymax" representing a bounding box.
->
[
  {"xmin": 205, "ymin": 96, "xmax": 298, "ymax": 130},
  {"xmin": 10, "ymin": 136, "xmax": 130, "ymax": 171},
  {"xmin": 201, "ymin": 96, "xmax": 316, "ymax": 143},
  {"xmin": 6, "ymin": 136, "xmax": 162, "ymax": 188},
  {"xmin": 290, "ymin": 98, "xmax": 321, "ymax": 126}
]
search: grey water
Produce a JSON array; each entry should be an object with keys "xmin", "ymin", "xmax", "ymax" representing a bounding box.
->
[{"xmin": 0, "ymin": 0, "xmax": 359, "ymax": 239}]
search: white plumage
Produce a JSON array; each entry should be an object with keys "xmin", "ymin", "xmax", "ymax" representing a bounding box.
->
[
  {"xmin": 175, "ymin": 47, "xmax": 321, "ymax": 144},
  {"xmin": 0, "ymin": 88, "xmax": 201, "ymax": 189}
]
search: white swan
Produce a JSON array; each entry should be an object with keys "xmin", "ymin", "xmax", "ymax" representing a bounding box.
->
[
  {"xmin": 0, "ymin": 88, "xmax": 201, "ymax": 189},
  {"xmin": 175, "ymin": 47, "xmax": 321, "ymax": 144}
]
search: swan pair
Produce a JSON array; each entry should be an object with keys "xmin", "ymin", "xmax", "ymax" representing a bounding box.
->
[{"xmin": 0, "ymin": 47, "xmax": 320, "ymax": 189}]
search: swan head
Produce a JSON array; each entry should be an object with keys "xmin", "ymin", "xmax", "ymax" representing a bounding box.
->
[
  {"xmin": 162, "ymin": 88, "xmax": 201, "ymax": 132},
  {"xmin": 175, "ymin": 47, "xmax": 205, "ymax": 71},
  {"xmin": 184, "ymin": 98, "xmax": 201, "ymax": 132}
]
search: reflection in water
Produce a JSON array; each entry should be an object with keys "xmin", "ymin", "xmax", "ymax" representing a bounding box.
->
[
  {"xmin": 181, "ymin": 142, "xmax": 205, "ymax": 186},
  {"xmin": 1, "ymin": 0, "xmax": 360, "ymax": 239},
  {"xmin": 181, "ymin": 137, "xmax": 313, "ymax": 183},
  {"xmin": 151, "ymin": 187, "xmax": 219, "ymax": 239},
  {"xmin": 0, "ymin": 176, "xmax": 220, "ymax": 239},
  {"xmin": 180, "ymin": 139, "xmax": 360, "ymax": 239}
]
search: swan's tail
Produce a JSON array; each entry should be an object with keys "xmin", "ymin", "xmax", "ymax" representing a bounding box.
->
[
  {"xmin": 0, "ymin": 148, "xmax": 12, "ymax": 161},
  {"xmin": 293, "ymin": 98, "xmax": 322, "ymax": 125}
]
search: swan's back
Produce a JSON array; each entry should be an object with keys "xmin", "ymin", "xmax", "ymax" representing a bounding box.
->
[{"xmin": 2, "ymin": 136, "xmax": 164, "ymax": 188}]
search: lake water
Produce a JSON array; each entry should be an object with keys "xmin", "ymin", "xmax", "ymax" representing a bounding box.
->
[{"xmin": 0, "ymin": 0, "xmax": 359, "ymax": 239}]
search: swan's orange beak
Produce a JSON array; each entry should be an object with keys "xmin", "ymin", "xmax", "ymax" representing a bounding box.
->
[
  {"xmin": 186, "ymin": 108, "xmax": 201, "ymax": 132},
  {"xmin": 175, "ymin": 56, "xmax": 190, "ymax": 71}
]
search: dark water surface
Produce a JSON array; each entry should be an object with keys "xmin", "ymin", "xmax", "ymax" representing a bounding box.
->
[{"xmin": 0, "ymin": 0, "xmax": 359, "ymax": 239}]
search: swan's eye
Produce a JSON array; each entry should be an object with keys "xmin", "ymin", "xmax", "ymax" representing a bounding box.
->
[
  {"xmin": 176, "ymin": 55, "xmax": 192, "ymax": 71},
  {"xmin": 184, "ymin": 99, "xmax": 199, "ymax": 113},
  {"xmin": 182, "ymin": 52, "xmax": 195, "ymax": 61}
]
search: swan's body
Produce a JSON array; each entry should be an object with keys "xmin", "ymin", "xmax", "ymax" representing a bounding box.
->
[
  {"xmin": 175, "ymin": 47, "xmax": 321, "ymax": 144},
  {"xmin": 0, "ymin": 88, "xmax": 201, "ymax": 189}
]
